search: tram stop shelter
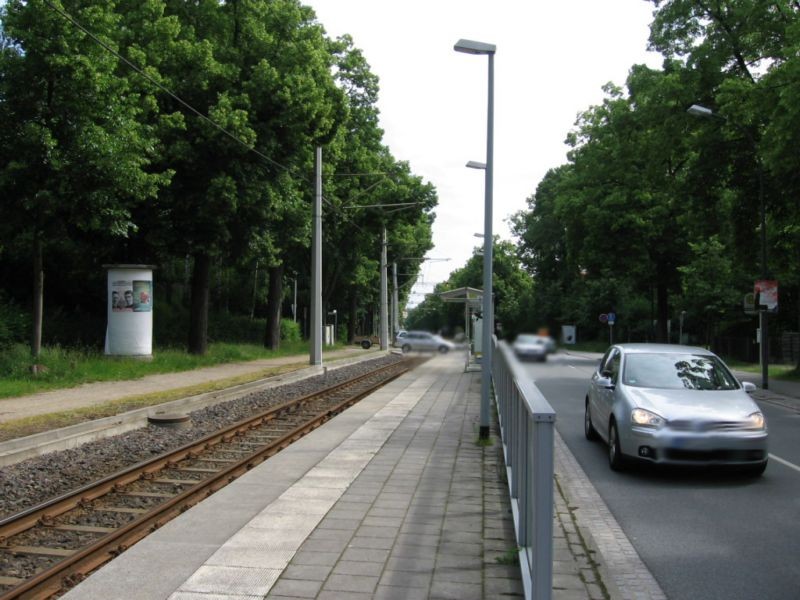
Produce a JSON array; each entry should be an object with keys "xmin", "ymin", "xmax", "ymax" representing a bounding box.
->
[{"xmin": 438, "ymin": 286, "xmax": 483, "ymax": 372}]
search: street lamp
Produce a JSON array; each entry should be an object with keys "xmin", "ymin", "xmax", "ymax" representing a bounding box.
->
[
  {"xmin": 456, "ymin": 38, "xmax": 495, "ymax": 440},
  {"xmin": 687, "ymin": 103, "xmax": 769, "ymax": 389}
]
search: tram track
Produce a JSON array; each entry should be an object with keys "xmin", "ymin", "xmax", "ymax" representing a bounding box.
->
[{"xmin": 0, "ymin": 356, "xmax": 424, "ymax": 599}]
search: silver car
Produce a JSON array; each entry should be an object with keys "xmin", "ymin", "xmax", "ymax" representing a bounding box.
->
[
  {"xmin": 585, "ymin": 344, "xmax": 768, "ymax": 475},
  {"xmin": 399, "ymin": 331, "xmax": 455, "ymax": 353},
  {"xmin": 512, "ymin": 334, "xmax": 549, "ymax": 362}
]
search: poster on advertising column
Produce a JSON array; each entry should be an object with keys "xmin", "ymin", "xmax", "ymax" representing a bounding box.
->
[{"xmin": 105, "ymin": 265, "xmax": 155, "ymax": 356}]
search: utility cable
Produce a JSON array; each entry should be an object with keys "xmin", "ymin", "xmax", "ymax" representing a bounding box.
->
[{"xmin": 41, "ymin": 0, "xmax": 291, "ymax": 173}]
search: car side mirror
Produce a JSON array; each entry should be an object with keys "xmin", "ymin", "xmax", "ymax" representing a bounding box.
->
[
  {"xmin": 597, "ymin": 376, "xmax": 615, "ymax": 390},
  {"xmin": 741, "ymin": 381, "xmax": 757, "ymax": 392}
]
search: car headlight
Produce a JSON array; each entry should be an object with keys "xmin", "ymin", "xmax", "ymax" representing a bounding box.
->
[
  {"xmin": 746, "ymin": 411, "xmax": 766, "ymax": 430},
  {"xmin": 631, "ymin": 408, "xmax": 665, "ymax": 428}
]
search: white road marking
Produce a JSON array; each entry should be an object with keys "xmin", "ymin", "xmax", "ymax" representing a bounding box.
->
[{"xmin": 769, "ymin": 453, "xmax": 800, "ymax": 473}]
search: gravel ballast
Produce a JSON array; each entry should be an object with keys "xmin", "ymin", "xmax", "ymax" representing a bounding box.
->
[{"xmin": 0, "ymin": 354, "xmax": 406, "ymax": 520}]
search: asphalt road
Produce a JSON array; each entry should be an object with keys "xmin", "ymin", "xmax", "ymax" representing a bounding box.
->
[{"xmin": 521, "ymin": 351, "xmax": 800, "ymax": 600}]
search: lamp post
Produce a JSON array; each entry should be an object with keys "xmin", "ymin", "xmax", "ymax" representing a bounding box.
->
[
  {"xmin": 310, "ymin": 146, "xmax": 322, "ymax": 365},
  {"xmin": 456, "ymin": 38, "xmax": 495, "ymax": 440},
  {"xmin": 687, "ymin": 104, "xmax": 768, "ymax": 389}
]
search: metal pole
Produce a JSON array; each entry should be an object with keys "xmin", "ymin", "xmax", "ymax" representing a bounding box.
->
[
  {"xmin": 392, "ymin": 261, "xmax": 399, "ymax": 340},
  {"xmin": 757, "ymin": 160, "xmax": 768, "ymax": 389},
  {"xmin": 380, "ymin": 227, "xmax": 389, "ymax": 350},
  {"xmin": 480, "ymin": 52, "xmax": 495, "ymax": 440},
  {"xmin": 292, "ymin": 277, "xmax": 297, "ymax": 323},
  {"xmin": 310, "ymin": 147, "xmax": 322, "ymax": 365}
]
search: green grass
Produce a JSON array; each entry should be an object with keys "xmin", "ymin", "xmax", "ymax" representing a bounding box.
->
[
  {"xmin": 565, "ymin": 341, "xmax": 609, "ymax": 353},
  {"xmin": 495, "ymin": 547, "xmax": 520, "ymax": 566},
  {"xmin": 719, "ymin": 358, "xmax": 800, "ymax": 380},
  {"xmin": 0, "ymin": 340, "xmax": 348, "ymax": 400}
]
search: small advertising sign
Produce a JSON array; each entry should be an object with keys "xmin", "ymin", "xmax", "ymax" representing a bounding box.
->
[{"xmin": 754, "ymin": 280, "xmax": 778, "ymax": 313}]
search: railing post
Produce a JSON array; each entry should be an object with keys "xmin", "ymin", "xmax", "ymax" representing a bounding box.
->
[
  {"xmin": 492, "ymin": 340, "xmax": 554, "ymax": 600},
  {"xmin": 532, "ymin": 416, "xmax": 554, "ymax": 599}
]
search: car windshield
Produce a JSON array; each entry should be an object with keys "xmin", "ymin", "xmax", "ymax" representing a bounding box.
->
[
  {"xmin": 516, "ymin": 335, "xmax": 542, "ymax": 344},
  {"xmin": 622, "ymin": 353, "xmax": 740, "ymax": 391}
]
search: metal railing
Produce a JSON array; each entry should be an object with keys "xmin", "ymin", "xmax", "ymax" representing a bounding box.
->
[{"xmin": 493, "ymin": 339, "xmax": 555, "ymax": 600}]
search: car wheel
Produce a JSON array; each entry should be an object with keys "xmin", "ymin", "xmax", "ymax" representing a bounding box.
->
[
  {"xmin": 608, "ymin": 420, "xmax": 625, "ymax": 471},
  {"xmin": 438, "ymin": 346, "xmax": 449, "ymax": 353},
  {"xmin": 402, "ymin": 344, "xmax": 411, "ymax": 353},
  {"xmin": 584, "ymin": 400, "xmax": 599, "ymax": 441},
  {"xmin": 539, "ymin": 354, "xmax": 547, "ymax": 362},
  {"xmin": 360, "ymin": 340, "xmax": 371, "ymax": 349},
  {"xmin": 744, "ymin": 460, "xmax": 768, "ymax": 477}
]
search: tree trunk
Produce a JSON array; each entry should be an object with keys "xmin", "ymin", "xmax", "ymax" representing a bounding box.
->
[
  {"xmin": 348, "ymin": 293, "xmax": 357, "ymax": 344},
  {"xmin": 31, "ymin": 233, "xmax": 44, "ymax": 359},
  {"xmin": 188, "ymin": 252, "xmax": 211, "ymax": 355},
  {"xmin": 250, "ymin": 260, "xmax": 259, "ymax": 320},
  {"xmin": 656, "ymin": 281, "xmax": 669, "ymax": 343},
  {"xmin": 264, "ymin": 264, "xmax": 284, "ymax": 350}
]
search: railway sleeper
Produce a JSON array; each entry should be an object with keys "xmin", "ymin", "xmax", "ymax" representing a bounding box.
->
[
  {"xmin": 117, "ymin": 491, "xmax": 174, "ymax": 499},
  {"xmin": 94, "ymin": 506, "xmax": 147, "ymax": 515},
  {"xmin": 50, "ymin": 525, "xmax": 115, "ymax": 534},
  {"xmin": 3, "ymin": 546, "xmax": 74, "ymax": 558}
]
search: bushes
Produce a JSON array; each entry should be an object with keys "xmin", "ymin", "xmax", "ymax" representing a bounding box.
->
[
  {"xmin": 280, "ymin": 319, "xmax": 301, "ymax": 343},
  {"xmin": 1, "ymin": 294, "xmax": 302, "ymax": 352},
  {"xmin": 0, "ymin": 295, "xmax": 29, "ymax": 349}
]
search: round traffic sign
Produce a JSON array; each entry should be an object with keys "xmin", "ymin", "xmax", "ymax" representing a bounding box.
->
[{"xmin": 598, "ymin": 313, "xmax": 608, "ymax": 323}]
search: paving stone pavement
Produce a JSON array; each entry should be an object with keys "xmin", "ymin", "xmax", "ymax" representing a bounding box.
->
[{"xmin": 263, "ymin": 354, "xmax": 606, "ymax": 600}]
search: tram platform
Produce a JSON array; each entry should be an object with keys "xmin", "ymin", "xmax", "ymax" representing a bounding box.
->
[{"xmin": 59, "ymin": 353, "xmax": 618, "ymax": 600}]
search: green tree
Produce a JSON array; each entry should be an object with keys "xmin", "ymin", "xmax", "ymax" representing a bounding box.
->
[
  {"xmin": 139, "ymin": 0, "xmax": 345, "ymax": 354},
  {"xmin": 407, "ymin": 240, "xmax": 532, "ymax": 339},
  {"xmin": 0, "ymin": 0, "xmax": 169, "ymax": 358}
]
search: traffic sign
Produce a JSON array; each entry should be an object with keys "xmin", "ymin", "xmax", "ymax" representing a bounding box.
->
[
  {"xmin": 598, "ymin": 313, "xmax": 608, "ymax": 323},
  {"xmin": 608, "ymin": 312, "xmax": 616, "ymax": 325}
]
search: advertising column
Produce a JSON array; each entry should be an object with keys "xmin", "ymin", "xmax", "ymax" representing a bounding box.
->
[{"xmin": 104, "ymin": 264, "xmax": 155, "ymax": 357}]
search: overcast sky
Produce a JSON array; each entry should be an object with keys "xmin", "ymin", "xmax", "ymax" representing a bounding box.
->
[{"xmin": 307, "ymin": 1, "xmax": 664, "ymax": 308}]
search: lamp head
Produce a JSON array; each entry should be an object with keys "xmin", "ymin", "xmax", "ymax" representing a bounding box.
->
[
  {"xmin": 687, "ymin": 104, "xmax": 716, "ymax": 118},
  {"xmin": 454, "ymin": 39, "xmax": 496, "ymax": 55}
]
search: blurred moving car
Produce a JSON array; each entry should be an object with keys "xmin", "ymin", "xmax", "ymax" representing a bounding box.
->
[
  {"xmin": 399, "ymin": 331, "xmax": 455, "ymax": 353},
  {"xmin": 393, "ymin": 330, "xmax": 408, "ymax": 348},
  {"xmin": 512, "ymin": 334, "xmax": 549, "ymax": 362},
  {"xmin": 584, "ymin": 343, "xmax": 768, "ymax": 475}
]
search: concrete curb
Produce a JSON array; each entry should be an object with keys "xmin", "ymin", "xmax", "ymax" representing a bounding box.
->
[{"xmin": 554, "ymin": 431, "xmax": 667, "ymax": 600}]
